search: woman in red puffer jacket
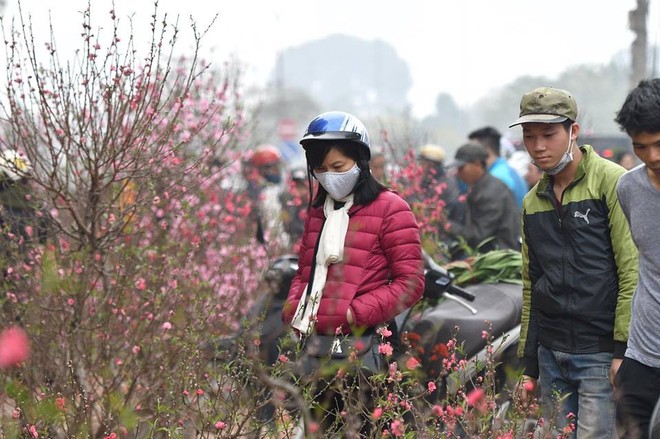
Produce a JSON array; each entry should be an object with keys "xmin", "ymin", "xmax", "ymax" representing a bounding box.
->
[{"xmin": 281, "ymin": 111, "xmax": 425, "ymax": 337}]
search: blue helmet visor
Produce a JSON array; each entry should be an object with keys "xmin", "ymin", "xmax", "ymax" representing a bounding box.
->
[{"xmin": 300, "ymin": 111, "xmax": 370, "ymax": 154}]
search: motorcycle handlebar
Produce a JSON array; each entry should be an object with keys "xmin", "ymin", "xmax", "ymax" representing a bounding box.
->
[
  {"xmin": 422, "ymin": 250, "xmax": 476, "ymax": 302},
  {"xmin": 446, "ymin": 284, "xmax": 476, "ymax": 302}
]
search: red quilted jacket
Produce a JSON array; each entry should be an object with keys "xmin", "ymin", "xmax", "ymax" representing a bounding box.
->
[{"xmin": 282, "ymin": 190, "xmax": 425, "ymax": 335}]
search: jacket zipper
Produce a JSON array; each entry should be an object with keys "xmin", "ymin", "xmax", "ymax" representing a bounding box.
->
[{"xmin": 540, "ymin": 181, "xmax": 579, "ymax": 351}]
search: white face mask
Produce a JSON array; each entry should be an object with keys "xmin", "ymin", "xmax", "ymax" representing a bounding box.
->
[
  {"xmin": 314, "ymin": 163, "xmax": 360, "ymax": 200},
  {"xmin": 533, "ymin": 126, "xmax": 574, "ymax": 176}
]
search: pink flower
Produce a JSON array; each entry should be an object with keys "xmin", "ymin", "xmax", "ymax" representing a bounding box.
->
[
  {"xmin": 523, "ymin": 380, "xmax": 536, "ymax": 393},
  {"xmin": 29, "ymin": 425, "xmax": 38, "ymax": 438},
  {"xmin": 378, "ymin": 342, "xmax": 393, "ymax": 356},
  {"xmin": 0, "ymin": 326, "xmax": 30, "ymax": 368},
  {"xmin": 372, "ymin": 407, "xmax": 383, "ymax": 420},
  {"xmin": 135, "ymin": 278, "xmax": 147, "ymax": 291},
  {"xmin": 431, "ymin": 405, "xmax": 444, "ymax": 416},
  {"xmin": 388, "ymin": 362, "xmax": 398, "ymax": 377},
  {"xmin": 161, "ymin": 322, "xmax": 172, "ymax": 330},
  {"xmin": 278, "ymin": 354, "xmax": 288, "ymax": 363},
  {"xmin": 427, "ymin": 381, "xmax": 437, "ymax": 393},
  {"xmin": 467, "ymin": 388, "xmax": 485, "ymax": 407},
  {"xmin": 377, "ymin": 326, "xmax": 392, "ymax": 338},
  {"xmin": 390, "ymin": 420, "xmax": 405, "ymax": 437},
  {"xmin": 405, "ymin": 356, "xmax": 420, "ymax": 370}
]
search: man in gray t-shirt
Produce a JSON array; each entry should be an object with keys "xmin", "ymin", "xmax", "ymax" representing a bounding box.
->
[{"xmin": 614, "ymin": 78, "xmax": 660, "ymax": 439}]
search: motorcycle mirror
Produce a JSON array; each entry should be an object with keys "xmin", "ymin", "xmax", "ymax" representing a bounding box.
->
[{"xmin": 422, "ymin": 250, "xmax": 453, "ymax": 278}]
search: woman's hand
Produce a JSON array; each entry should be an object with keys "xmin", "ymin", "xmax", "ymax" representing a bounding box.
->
[{"xmin": 346, "ymin": 307, "xmax": 355, "ymax": 325}]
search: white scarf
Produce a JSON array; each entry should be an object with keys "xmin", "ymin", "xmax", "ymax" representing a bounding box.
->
[{"xmin": 291, "ymin": 194, "xmax": 354, "ymax": 335}]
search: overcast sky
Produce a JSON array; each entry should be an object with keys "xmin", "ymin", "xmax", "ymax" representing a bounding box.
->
[{"xmin": 3, "ymin": 0, "xmax": 657, "ymax": 117}]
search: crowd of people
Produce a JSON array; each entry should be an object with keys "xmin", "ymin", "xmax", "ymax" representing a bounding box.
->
[
  {"xmin": 244, "ymin": 82, "xmax": 656, "ymax": 437},
  {"xmin": 2, "ymin": 77, "xmax": 657, "ymax": 437}
]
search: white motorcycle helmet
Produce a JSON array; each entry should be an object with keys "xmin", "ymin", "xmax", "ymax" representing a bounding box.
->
[{"xmin": 0, "ymin": 149, "xmax": 31, "ymax": 182}]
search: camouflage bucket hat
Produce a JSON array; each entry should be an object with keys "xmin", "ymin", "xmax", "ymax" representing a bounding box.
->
[{"xmin": 509, "ymin": 87, "xmax": 578, "ymax": 127}]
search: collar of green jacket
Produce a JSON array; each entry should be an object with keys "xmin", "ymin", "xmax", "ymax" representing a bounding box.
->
[{"xmin": 534, "ymin": 144, "xmax": 594, "ymax": 196}]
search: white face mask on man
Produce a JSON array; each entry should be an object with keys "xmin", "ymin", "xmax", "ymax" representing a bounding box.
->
[{"xmin": 314, "ymin": 163, "xmax": 360, "ymax": 200}]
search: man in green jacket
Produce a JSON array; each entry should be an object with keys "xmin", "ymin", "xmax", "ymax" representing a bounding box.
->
[{"xmin": 510, "ymin": 87, "xmax": 638, "ymax": 438}]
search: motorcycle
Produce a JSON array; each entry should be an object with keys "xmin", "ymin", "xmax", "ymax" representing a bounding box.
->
[{"xmin": 397, "ymin": 252, "xmax": 523, "ymax": 401}]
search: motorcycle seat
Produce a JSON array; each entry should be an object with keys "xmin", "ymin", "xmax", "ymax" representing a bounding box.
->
[{"xmin": 409, "ymin": 282, "xmax": 522, "ymax": 360}]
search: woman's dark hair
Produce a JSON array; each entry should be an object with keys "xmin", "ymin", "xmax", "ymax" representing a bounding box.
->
[{"xmin": 303, "ymin": 140, "xmax": 386, "ymax": 208}]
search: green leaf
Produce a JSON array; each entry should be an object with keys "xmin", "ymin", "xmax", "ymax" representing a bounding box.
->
[{"xmin": 4, "ymin": 379, "xmax": 30, "ymax": 405}]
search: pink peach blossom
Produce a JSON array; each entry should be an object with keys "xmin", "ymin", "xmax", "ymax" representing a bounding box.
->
[
  {"xmin": 0, "ymin": 326, "xmax": 30, "ymax": 368},
  {"xmin": 467, "ymin": 388, "xmax": 485, "ymax": 407},
  {"xmin": 378, "ymin": 342, "xmax": 393, "ymax": 356}
]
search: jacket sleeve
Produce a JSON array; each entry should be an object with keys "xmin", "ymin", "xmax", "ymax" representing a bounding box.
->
[
  {"xmin": 606, "ymin": 170, "xmax": 639, "ymax": 358},
  {"xmin": 349, "ymin": 195, "xmax": 425, "ymax": 328},
  {"xmin": 518, "ymin": 208, "xmax": 541, "ymax": 378}
]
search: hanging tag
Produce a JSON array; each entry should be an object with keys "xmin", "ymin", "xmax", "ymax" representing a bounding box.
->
[{"xmin": 331, "ymin": 338, "xmax": 343, "ymax": 355}]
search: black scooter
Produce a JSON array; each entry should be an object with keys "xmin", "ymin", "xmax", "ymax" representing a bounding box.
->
[{"xmin": 397, "ymin": 252, "xmax": 523, "ymax": 400}]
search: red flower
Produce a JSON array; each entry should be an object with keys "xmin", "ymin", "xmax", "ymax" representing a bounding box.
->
[
  {"xmin": 55, "ymin": 397, "xmax": 66, "ymax": 411},
  {"xmin": 433, "ymin": 342, "xmax": 449, "ymax": 358}
]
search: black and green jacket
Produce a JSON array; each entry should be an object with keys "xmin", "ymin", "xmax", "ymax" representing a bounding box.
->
[{"xmin": 518, "ymin": 145, "xmax": 638, "ymax": 378}]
